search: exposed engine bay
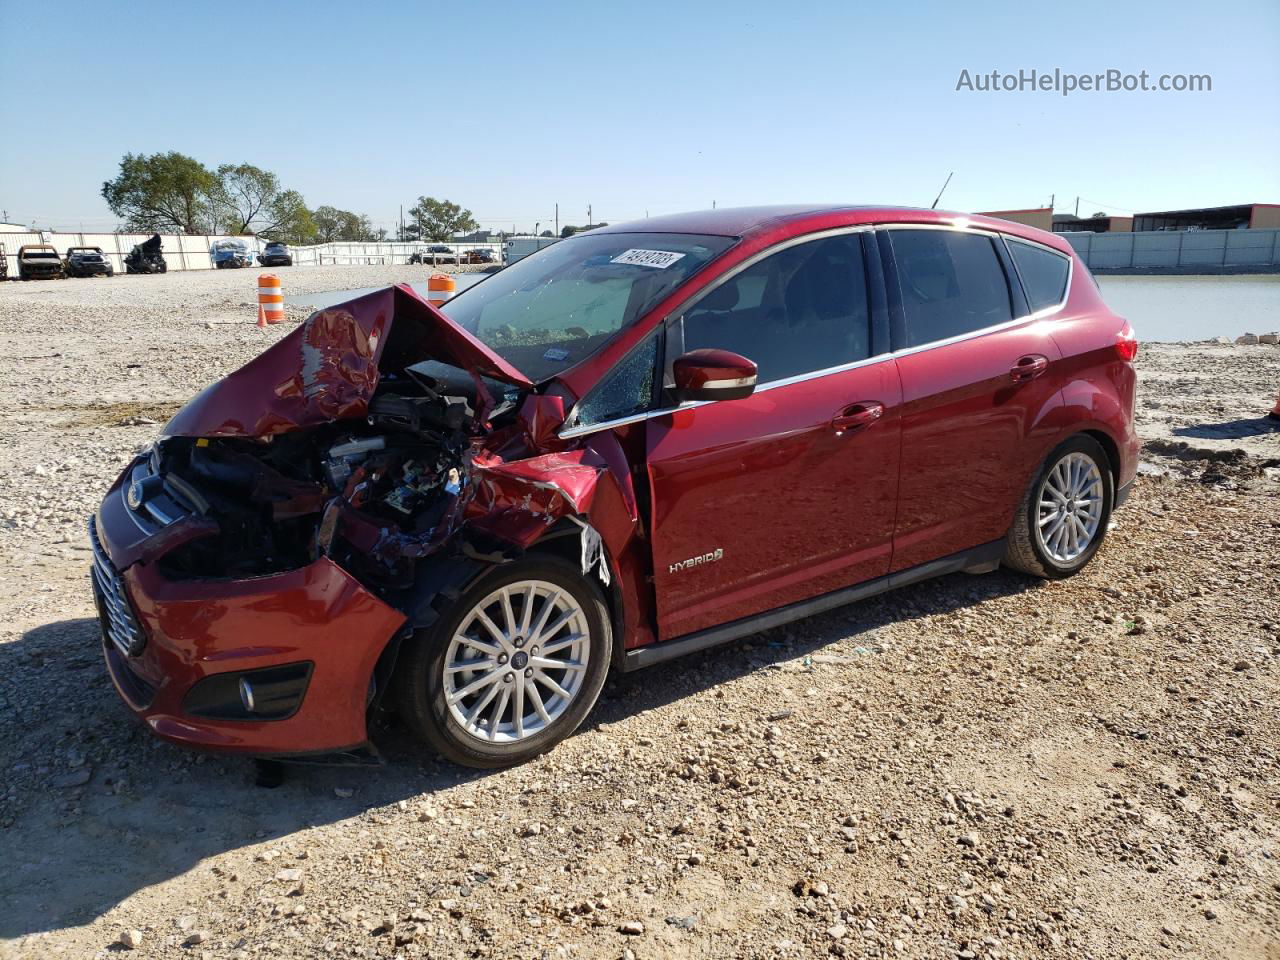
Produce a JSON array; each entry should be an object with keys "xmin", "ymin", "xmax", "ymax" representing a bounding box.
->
[{"xmin": 155, "ymin": 369, "xmax": 485, "ymax": 592}]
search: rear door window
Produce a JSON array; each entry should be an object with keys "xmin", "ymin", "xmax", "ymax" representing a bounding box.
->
[
  {"xmin": 888, "ymin": 229, "xmax": 1013, "ymax": 347},
  {"xmin": 680, "ymin": 234, "xmax": 871, "ymax": 383},
  {"xmin": 1006, "ymin": 238, "xmax": 1070, "ymax": 312}
]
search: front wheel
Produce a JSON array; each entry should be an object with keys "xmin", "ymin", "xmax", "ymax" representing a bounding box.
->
[
  {"xmin": 396, "ymin": 555, "xmax": 611, "ymax": 768},
  {"xmin": 1004, "ymin": 435, "xmax": 1113, "ymax": 579}
]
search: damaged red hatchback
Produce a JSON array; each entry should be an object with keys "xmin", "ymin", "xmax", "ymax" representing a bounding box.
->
[{"xmin": 91, "ymin": 206, "xmax": 1137, "ymax": 768}]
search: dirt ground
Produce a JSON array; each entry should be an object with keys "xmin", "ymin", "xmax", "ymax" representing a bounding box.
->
[{"xmin": 0, "ymin": 268, "xmax": 1276, "ymax": 960}]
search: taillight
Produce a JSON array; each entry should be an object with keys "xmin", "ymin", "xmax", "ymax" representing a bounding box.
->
[{"xmin": 1115, "ymin": 325, "xmax": 1138, "ymax": 363}]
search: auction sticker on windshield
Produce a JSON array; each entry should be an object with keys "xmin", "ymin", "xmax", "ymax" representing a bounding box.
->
[{"xmin": 611, "ymin": 248, "xmax": 686, "ymax": 269}]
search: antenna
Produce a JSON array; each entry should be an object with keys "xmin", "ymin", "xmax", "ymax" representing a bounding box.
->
[{"xmin": 930, "ymin": 172, "xmax": 954, "ymax": 210}]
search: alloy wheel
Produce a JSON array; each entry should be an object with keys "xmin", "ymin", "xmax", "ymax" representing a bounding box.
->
[
  {"xmin": 443, "ymin": 580, "xmax": 591, "ymax": 744},
  {"xmin": 1035, "ymin": 451, "xmax": 1105, "ymax": 564}
]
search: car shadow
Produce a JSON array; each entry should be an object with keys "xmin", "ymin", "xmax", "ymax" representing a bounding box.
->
[
  {"xmin": 0, "ymin": 568, "xmax": 1036, "ymax": 940},
  {"xmin": 1172, "ymin": 415, "xmax": 1280, "ymax": 441}
]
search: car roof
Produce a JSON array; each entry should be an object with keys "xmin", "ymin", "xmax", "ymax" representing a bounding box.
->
[{"xmin": 592, "ymin": 205, "xmax": 1072, "ymax": 253}]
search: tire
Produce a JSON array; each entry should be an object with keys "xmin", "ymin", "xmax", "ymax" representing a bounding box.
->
[
  {"xmin": 396, "ymin": 554, "xmax": 611, "ymax": 768},
  {"xmin": 1004, "ymin": 434, "xmax": 1113, "ymax": 579}
]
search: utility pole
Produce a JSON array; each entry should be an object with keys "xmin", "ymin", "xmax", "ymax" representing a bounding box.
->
[
  {"xmin": 555, "ymin": 203, "xmax": 558, "ymax": 237},
  {"xmin": 587, "ymin": 204, "xmax": 592, "ymax": 227},
  {"xmin": 1049, "ymin": 193, "xmax": 1055, "ymax": 211},
  {"xmin": 1074, "ymin": 196, "xmax": 1079, "ymax": 217}
]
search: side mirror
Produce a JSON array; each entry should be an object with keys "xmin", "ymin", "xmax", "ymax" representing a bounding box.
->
[{"xmin": 672, "ymin": 349, "xmax": 758, "ymax": 403}]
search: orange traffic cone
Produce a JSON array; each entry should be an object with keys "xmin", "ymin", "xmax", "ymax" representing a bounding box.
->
[
  {"xmin": 257, "ymin": 304, "xmax": 268, "ymax": 329},
  {"xmin": 1270, "ymin": 388, "xmax": 1280, "ymax": 420}
]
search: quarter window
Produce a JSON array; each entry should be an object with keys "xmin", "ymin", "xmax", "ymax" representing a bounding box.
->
[
  {"xmin": 889, "ymin": 230, "xmax": 1013, "ymax": 347},
  {"xmin": 571, "ymin": 332, "xmax": 660, "ymax": 427},
  {"xmin": 681, "ymin": 234, "xmax": 871, "ymax": 383},
  {"xmin": 1007, "ymin": 238, "xmax": 1070, "ymax": 312}
]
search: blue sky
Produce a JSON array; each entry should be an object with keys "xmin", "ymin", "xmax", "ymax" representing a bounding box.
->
[{"xmin": 1, "ymin": 0, "xmax": 1277, "ymax": 233}]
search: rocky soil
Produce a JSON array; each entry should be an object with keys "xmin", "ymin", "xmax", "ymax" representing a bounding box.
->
[{"xmin": 0, "ymin": 268, "xmax": 1276, "ymax": 959}]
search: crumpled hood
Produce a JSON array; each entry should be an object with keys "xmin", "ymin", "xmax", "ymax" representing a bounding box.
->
[{"xmin": 163, "ymin": 283, "xmax": 533, "ymax": 438}]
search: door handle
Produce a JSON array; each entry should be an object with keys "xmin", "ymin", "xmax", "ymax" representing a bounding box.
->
[
  {"xmin": 1010, "ymin": 354, "xmax": 1049, "ymax": 383},
  {"xmin": 831, "ymin": 401, "xmax": 884, "ymax": 433}
]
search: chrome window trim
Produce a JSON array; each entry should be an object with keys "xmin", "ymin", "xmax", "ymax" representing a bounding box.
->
[
  {"xmin": 556, "ymin": 352, "xmax": 895, "ymax": 441},
  {"xmin": 557, "ymin": 220, "xmax": 1075, "ymax": 441}
]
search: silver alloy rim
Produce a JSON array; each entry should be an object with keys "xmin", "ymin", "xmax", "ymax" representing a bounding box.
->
[
  {"xmin": 1035, "ymin": 451, "xmax": 1105, "ymax": 564},
  {"xmin": 443, "ymin": 580, "xmax": 590, "ymax": 744}
]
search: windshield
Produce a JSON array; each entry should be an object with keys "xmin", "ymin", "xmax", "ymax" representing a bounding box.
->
[{"xmin": 441, "ymin": 231, "xmax": 734, "ymax": 381}]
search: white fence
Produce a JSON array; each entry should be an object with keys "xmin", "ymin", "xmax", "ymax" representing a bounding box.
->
[{"xmin": 0, "ymin": 230, "xmax": 504, "ymax": 275}]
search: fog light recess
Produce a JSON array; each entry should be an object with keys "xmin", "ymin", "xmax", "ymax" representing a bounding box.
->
[{"xmin": 184, "ymin": 662, "xmax": 313, "ymax": 721}]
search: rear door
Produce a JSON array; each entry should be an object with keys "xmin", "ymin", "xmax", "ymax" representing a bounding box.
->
[
  {"xmin": 645, "ymin": 231, "xmax": 902, "ymax": 639},
  {"xmin": 882, "ymin": 227, "xmax": 1065, "ymax": 571}
]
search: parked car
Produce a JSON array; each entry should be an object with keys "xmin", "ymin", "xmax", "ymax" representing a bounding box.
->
[
  {"xmin": 211, "ymin": 239, "xmax": 253, "ymax": 269},
  {"xmin": 63, "ymin": 246, "xmax": 114, "ymax": 278},
  {"xmin": 125, "ymin": 235, "xmax": 167, "ymax": 274},
  {"xmin": 409, "ymin": 244, "xmax": 457, "ymax": 265},
  {"xmin": 258, "ymin": 241, "xmax": 293, "ymax": 267},
  {"xmin": 463, "ymin": 248, "xmax": 496, "ymax": 264},
  {"xmin": 90, "ymin": 205, "xmax": 1137, "ymax": 769},
  {"xmin": 17, "ymin": 244, "xmax": 64, "ymax": 280}
]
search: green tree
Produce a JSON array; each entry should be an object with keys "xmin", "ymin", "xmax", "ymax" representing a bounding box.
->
[
  {"xmin": 211, "ymin": 163, "xmax": 301, "ymax": 236},
  {"xmin": 312, "ymin": 205, "xmax": 377, "ymax": 242},
  {"xmin": 101, "ymin": 152, "xmax": 218, "ymax": 234},
  {"xmin": 408, "ymin": 196, "xmax": 478, "ymax": 242},
  {"xmin": 270, "ymin": 191, "xmax": 317, "ymax": 244}
]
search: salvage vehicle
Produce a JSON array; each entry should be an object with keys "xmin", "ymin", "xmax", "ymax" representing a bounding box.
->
[
  {"xmin": 90, "ymin": 205, "xmax": 1137, "ymax": 769},
  {"xmin": 463, "ymin": 248, "xmax": 496, "ymax": 264},
  {"xmin": 63, "ymin": 246, "xmax": 114, "ymax": 278},
  {"xmin": 258, "ymin": 241, "xmax": 293, "ymax": 267},
  {"xmin": 125, "ymin": 235, "xmax": 167, "ymax": 274},
  {"xmin": 211, "ymin": 239, "xmax": 253, "ymax": 269},
  {"xmin": 409, "ymin": 244, "xmax": 457, "ymax": 265},
  {"xmin": 18, "ymin": 243, "xmax": 64, "ymax": 280}
]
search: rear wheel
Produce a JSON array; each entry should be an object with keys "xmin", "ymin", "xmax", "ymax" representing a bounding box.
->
[
  {"xmin": 396, "ymin": 555, "xmax": 611, "ymax": 768},
  {"xmin": 1004, "ymin": 435, "xmax": 1113, "ymax": 579}
]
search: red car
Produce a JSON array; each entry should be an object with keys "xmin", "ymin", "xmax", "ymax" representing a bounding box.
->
[{"xmin": 91, "ymin": 205, "xmax": 1137, "ymax": 768}]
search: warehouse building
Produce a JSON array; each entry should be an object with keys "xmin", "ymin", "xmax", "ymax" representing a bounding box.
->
[
  {"xmin": 1052, "ymin": 214, "xmax": 1134, "ymax": 233},
  {"xmin": 1131, "ymin": 203, "xmax": 1280, "ymax": 231},
  {"xmin": 973, "ymin": 207, "xmax": 1053, "ymax": 231}
]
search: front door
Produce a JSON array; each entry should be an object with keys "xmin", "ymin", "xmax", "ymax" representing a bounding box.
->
[{"xmin": 645, "ymin": 232, "xmax": 902, "ymax": 639}]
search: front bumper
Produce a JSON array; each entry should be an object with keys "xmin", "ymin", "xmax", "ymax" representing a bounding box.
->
[{"xmin": 92, "ymin": 467, "xmax": 406, "ymax": 756}]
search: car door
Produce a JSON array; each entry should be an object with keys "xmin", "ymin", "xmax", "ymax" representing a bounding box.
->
[
  {"xmin": 882, "ymin": 227, "xmax": 1065, "ymax": 571},
  {"xmin": 645, "ymin": 231, "xmax": 902, "ymax": 640}
]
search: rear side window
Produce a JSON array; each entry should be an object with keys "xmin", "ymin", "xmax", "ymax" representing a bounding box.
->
[
  {"xmin": 681, "ymin": 234, "xmax": 871, "ymax": 383},
  {"xmin": 888, "ymin": 230, "xmax": 1013, "ymax": 347},
  {"xmin": 1007, "ymin": 238, "xmax": 1070, "ymax": 312}
]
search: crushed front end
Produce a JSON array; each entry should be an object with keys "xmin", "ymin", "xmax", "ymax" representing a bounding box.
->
[{"xmin": 90, "ymin": 284, "xmax": 545, "ymax": 759}]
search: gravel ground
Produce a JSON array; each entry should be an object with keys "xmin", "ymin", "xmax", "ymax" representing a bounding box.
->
[{"xmin": 0, "ymin": 268, "xmax": 1277, "ymax": 960}]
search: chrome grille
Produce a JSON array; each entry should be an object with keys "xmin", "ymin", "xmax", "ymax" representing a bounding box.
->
[{"xmin": 88, "ymin": 518, "xmax": 145, "ymax": 657}]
